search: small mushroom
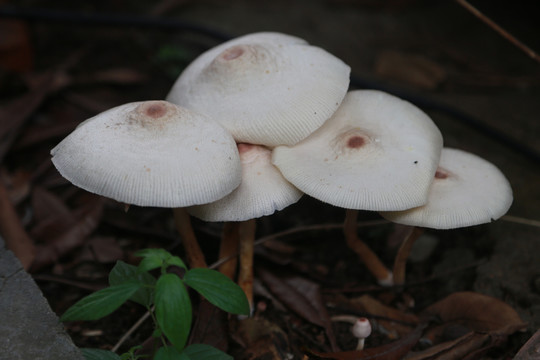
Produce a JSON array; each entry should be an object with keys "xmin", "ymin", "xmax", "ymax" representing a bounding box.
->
[
  {"xmin": 188, "ymin": 143, "xmax": 303, "ymax": 310},
  {"xmin": 331, "ymin": 315, "xmax": 372, "ymax": 351},
  {"xmin": 166, "ymin": 32, "xmax": 351, "ymax": 147},
  {"xmin": 380, "ymin": 147, "xmax": 513, "ymax": 284},
  {"xmin": 188, "ymin": 143, "xmax": 302, "ymax": 222},
  {"xmin": 272, "ymin": 90, "xmax": 443, "ymax": 285},
  {"xmin": 352, "ymin": 317, "xmax": 372, "ymax": 350},
  {"xmin": 51, "ymin": 100, "xmax": 242, "ymax": 268}
]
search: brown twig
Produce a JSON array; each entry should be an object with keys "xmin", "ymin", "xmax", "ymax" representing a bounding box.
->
[{"xmin": 455, "ymin": 0, "xmax": 540, "ymax": 63}]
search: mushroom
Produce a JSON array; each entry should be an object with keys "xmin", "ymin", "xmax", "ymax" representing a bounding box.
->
[
  {"xmin": 51, "ymin": 100, "xmax": 242, "ymax": 268},
  {"xmin": 272, "ymin": 90, "xmax": 443, "ymax": 284},
  {"xmin": 351, "ymin": 317, "xmax": 372, "ymax": 350},
  {"xmin": 380, "ymin": 147, "xmax": 513, "ymax": 284},
  {"xmin": 166, "ymin": 32, "xmax": 351, "ymax": 147},
  {"xmin": 188, "ymin": 143, "xmax": 303, "ymax": 310},
  {"xmin": 331, "ymin": 315, "xmax": 372, "ymax": 351},
  {"xmin": 188, "ymin": 143, "xmax": 302, "ymax": 222}
]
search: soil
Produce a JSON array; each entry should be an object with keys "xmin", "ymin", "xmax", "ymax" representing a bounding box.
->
[{"xmin": 1, "ymin": 0, "xmax": 540, "ymax": 359}]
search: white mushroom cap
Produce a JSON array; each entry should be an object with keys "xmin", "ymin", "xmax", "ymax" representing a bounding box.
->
[
  {"xmin": 166, "ymin": 32, "xmax": 350, "ymax": 147},
  {"xmin": 380, "ymin": 148, "xmax": 513, "ymax": 229},
  {"xmin": 187, "ymin": 143, "xmax": 303, "ymax": 221},
  {"xmin": 51, "ymin": 100, "xmax": 242, "ymax": 207},
  {"xmin": 272, "ymin": 90, "xmax": 443, "ymax": 211},
  {"xmin": 351, "ymin": 317, "xmax": 372, "ymax": 339}
]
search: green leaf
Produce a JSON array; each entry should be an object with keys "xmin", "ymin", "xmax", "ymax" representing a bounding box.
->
[
  {"xmin": 154, "ymin": 345, "xmax": 185, "ymax": 360},
  {"xmin": 135, "ymin": 248, "xmax": 171, "ymax": 260},
  {"xmin": 61, "ymin": 282, "xmax": 142, "ymax": 321},
  {"xmin": 137, "ymin": 256, "xmax": 165, "ymax": 273},
  {"xmin": 81, "ymin": 348, "xmax": 121, "ymax": 360},
  {"xmin": 155, "ymin": 273, "xmax": 192, "ymax": 350},
  {"xmin": 184, "ymin": 268, "xmax": 249, "ymax": 315},
  {"xmin": 181, "ymin": 344, "xmax": 233, "ymax": 360},
  {"xmin": 135, "ymin": 248, "xmax": 187, "ymax": 272},
  {"xmin": 165, "ymin": 255, "xmax": 187, "ymax": 270},
  {"xmin": 109, "ymin": 261, "xmax": 156, "ymax": 307}
]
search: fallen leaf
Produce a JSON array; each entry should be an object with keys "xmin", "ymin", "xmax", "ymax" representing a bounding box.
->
[
  {"xmin": 0, "ymin": 71, "xmax": 70, "ymax": 161},
  {"xmin": 305, "ymin": 323, "xmax": 426, "ymax": 360},
  {"xmin": 258, "ymin": 268, "xmax": 338, "ymax": 350},
  {"xmin": 421, "ymin": 291, "xmax": 527, "ymax": 335},
  {"xmin": 404, "ymin": 331, "xmax": 489, "ymax": 360},
  {"xmin": 232, "ymin": 317, "xmax": 292, "ymax": 360},
  {"xmin": 31, "ymin": 186, "xmax": 73, "ymax": 224},
  {"xmin": 351, "ymin": 295, "xmax": 419, "ymax": 337},
  {"xmin": 30, "ymin": 195, "xmax": 104, "ymax": 271},
  {"xmin": 189, "ymin": 299, "xmax": 229, "ymax": 352}
]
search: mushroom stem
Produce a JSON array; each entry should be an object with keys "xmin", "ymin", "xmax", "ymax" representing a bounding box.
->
[
  {"xmin": 238, "ymin": 218, "xmax": 256, "ymax": 313},
  {"xmin": 344, "ymin": 209, "xmax": 393, "ymax": 286},
  {"xmin": 172, "ymin": 208, "xmax": 207, "ymax": 268},
  {"xmin": 392, "ymin": 226, "xmax": 424, "ymax": 286},
  {"xmin": 218, "ymin": 222, "xmax": 240, "ymax": 279}
]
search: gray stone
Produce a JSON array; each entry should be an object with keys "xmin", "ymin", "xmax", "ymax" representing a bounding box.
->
[{"xmin": 0, "ymin": 237, "xmax": 84, "ymax": 360}]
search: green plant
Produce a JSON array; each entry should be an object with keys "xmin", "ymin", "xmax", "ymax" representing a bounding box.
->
[{"xmin": 61, "ymin": 248, "xmax": 250, "ymax": 360}]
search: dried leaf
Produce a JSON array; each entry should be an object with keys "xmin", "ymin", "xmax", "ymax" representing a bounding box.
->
[
  {"xmin": 305, "ymin": 323, "xmax": 426, "ymax": 360},
  {"xmin": 189, "ymin": 299, "xmax": 229, "ymax": 352},
  {"xmin": 259, "ymin": 268, "xmax": 325, "ymax": 328},
  {"xmin": 232, "ymin": 317, "xmax": 291, "ymax": 360},
  {"xmin": 0, "ymin": 71, "xmax": 70, "ymax": 161},
  {"xmin": 31, "ymin": 186, "xmax": 73, "ymax": 224},
  {"xmin": 283, "ymin": 276, "xmax": 338, "ymax": 350},
  {"xmin": 31, "ymin": 196, "xmax": 104, "ymax": 271},
  {"xmin": 422, "ymin": 291, "xmax": 527, "ymax": 335},
  {"xmin": 404, "ymin": 331, "xmax": 489, "ymax": 360},
  {"xmin": 84, "ymin": 236, "xmax": 124, "ymax": 263},
  {"xmin": 351, "ymin": 295, "xmax": 419, "ymax": 337}
]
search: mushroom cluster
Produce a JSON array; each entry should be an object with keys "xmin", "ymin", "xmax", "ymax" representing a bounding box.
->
[{"xmin": 51, "ymin": 31, "xmax": 513, "ymax": 303}]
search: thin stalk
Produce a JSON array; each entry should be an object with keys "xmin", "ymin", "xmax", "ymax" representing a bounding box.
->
[
  {"xmin": 172, "ymin": 208, "xmax": 207, "ymax": 268},
  {"xmin": 218, "ymin": 222, "xmax": 240, "ymax": 279},
  {"xmin": 344, "ymin": 209, "xmax": 393, "ymax": 286},
  {"xmin": 238, "ymin": 219, "xmax": 256, "ymax": 313},
  {"xmin": 392, "ymin": 226, "xmax": 424, "ymax": 286}
]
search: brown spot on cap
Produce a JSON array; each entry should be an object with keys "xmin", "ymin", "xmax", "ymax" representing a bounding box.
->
[
  {"xmin": 138, "ymin": 101, "xmax": 169, "ymax": 118},
  {"xmin": 221, "ymin": 45, "xmax": 245, "ymax": 61},
  {"xmin": 435, "ymin": 168, "xmax": 449, "ymax": 179},
  {"xmin": 347, "ymin": 136, "xmax": 366, "ymax": 149}
]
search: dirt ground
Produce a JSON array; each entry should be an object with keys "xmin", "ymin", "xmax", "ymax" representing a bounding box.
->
[{"xmin": 1, "ymin": 0, "xmax": 540, "ymax": 359}]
